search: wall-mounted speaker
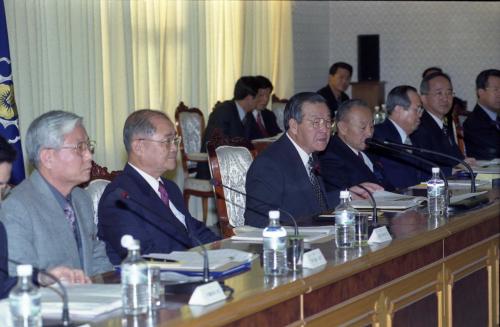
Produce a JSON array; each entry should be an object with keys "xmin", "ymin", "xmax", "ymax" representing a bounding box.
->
[{"xmin": 358, "ymin": 34, "xmax": 379, "ymax": 81}]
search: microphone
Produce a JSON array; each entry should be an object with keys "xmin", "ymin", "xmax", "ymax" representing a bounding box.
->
[
  {"xmin": 6, "ymin": 258, "xmax": 70, "ymax": 326},
  {"xmin": 377, "ymin": 139, "xmax": 476, "ymax": 193},
  {"xmin": 365, "ymin": 138, "xmax": 449, "ymax": 191},
  {"xmin": 355, "ymin": 183, "xmax": 378, "ymax": 227},
  {"xmin": 209, "ymin": 179, "xmax": 299, "ymax": 235}
]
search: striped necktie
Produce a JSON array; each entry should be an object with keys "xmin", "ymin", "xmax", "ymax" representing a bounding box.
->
[{"xmin": 308, "ymin": 156, "xmax": 327, "ymax": 212}]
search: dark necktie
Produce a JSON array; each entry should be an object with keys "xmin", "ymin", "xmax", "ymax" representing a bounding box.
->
[
  {"xmin": 158, "ymin": 182, "xmax": 169, "ymax": 207},
  {"xmin": 63, "ymin": 203, "xmax": 76, "ymax": 232},
  {"xmin": 308, "ymin": 156, "xmax": 327, "ymax": 212},
  {"xmin": 256, "ymin": 112, "xmax": 268, "ymax": 137},
  {"xmin": 442, "ymin": 118, "xmax": 453, "ymax": 145},
  {"xmin": 357, "ymin": 151, "xmax": 364, "ymax": 162}
]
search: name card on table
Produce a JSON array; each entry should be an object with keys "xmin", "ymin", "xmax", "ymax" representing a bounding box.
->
[
  {"xmin": 368, "ymin": 226, "xmax": 392, "ymax": 244},
  {"xmin": 189, "ymin": 281, "xmax": 226, "ymax": 306},
  {"xmin": 303, "ymin": 249, "xmax": 327, "ymax": 269}
]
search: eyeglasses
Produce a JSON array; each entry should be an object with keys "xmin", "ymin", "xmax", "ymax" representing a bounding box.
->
[
  {"xmin": 59, "ymin": 140, "xmax": 96, "ymax": 155},
  {"xmin": 137, "ymin": 135, "xmax": 182, "ymax": 148},
  {"xmin": 305, "ymin": 118, "xmax": 332, "ymax": 129},
  {"xmin": 410, "ymin": 106, "xmax": 424, "ymax": 115},
  {"xmin": 425, "ymin": 90, "xmax": 455, "ymax": 98}
]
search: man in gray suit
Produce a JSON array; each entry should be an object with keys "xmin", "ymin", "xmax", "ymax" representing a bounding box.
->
[{"xmin": 1, "ymin": 111, "xmax": 112, "ymax": 277}]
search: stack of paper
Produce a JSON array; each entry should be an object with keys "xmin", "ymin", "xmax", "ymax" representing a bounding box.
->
[
  {"xmin": 231, "ymin": 226, "xmax": 334, "ymax": 243},
  {"xmin": 350, "ymin": 190, "xmax": 427, "ymax": 210},
  {"xmin": 40, "ymin": 284, "xmax": 122, "ymax": 320}
]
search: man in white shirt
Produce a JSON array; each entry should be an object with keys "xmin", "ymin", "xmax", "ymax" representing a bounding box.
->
[{"xmin": 98, "ymin": 109, "xmax": 219, "ymax": 265}]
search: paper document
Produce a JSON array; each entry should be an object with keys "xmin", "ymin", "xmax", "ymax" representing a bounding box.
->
[
  {"xmin": 350, "ymin": 190, "xmax": 427, "ymax": 210},
  {"xmin": 231, "ymin": 226, "xmax": 334, "ymax": 243},
  {"xmin": 409, "ymin": 179, "xmax": 491, "ymax": 190},
  {"xmin": 40, "ymin": 284, "xmax": 122, "ymax": 320},
  {"xmin": 143, "ymin": 249, "xmax": 253, "ymax": 271}
]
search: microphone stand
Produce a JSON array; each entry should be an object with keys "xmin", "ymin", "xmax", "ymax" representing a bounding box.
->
[
  {"xmin": 381, "ymin": 140, "xmax": 476, "ymax": 192},
  {"xmin": 355, "ymin": 183, "xmax": 378, "ymax": 228}
]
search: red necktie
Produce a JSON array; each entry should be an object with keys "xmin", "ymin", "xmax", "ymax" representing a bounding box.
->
[
  {"xmin": 256, "ymin": 112, "xmax": 268, "ymax": 137},
  {"xmin": 158, "ymin": 182, "xmax": 169, "ymax": 207}
]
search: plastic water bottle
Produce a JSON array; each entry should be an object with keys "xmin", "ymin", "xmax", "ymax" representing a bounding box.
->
[
  {"xmin": 121, "ymin": 235, "xmax": 148, "ymax": 315},
  {"xmin": 427, "ymin": 167, "xmax": 446, "ymax": 217},
  {"xmin": 263, "ymin": 210, "xmax": 288, "ymax": 276},
  {"xmin": 9, "ymin": 264, "xmax": 42, "ymax": 327},
  {"xmin": 335, "ymin": 191, "xmax": 357, "ymax": 248}
]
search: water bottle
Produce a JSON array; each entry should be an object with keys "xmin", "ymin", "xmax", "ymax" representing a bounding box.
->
[
  {"xmin": 121, "ymin": 235, "xmax": 148, "ymax": 315},
  {"xmin": 427, "ymin": 167, "xmax": 446, "ymax": 217},
  {"xmin": 262, "ymin": 210, "xmax": 288, "ymax": 276},
  {"xmin": 335, "ymin": 191, "xmax": 357, "ymax": 248},
  {"xmin": 9, "ymin": 264, "xmax": 42, "ymax": 327}
]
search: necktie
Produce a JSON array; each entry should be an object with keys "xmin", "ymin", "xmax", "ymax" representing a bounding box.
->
[
  {"xmin": 308, "ymin": 156, "xmax": 327, "ymax": 212},
  {"xmin": 63, "ymin": 203, "xmax": 76, "ymax": 232},
  {"xmin": 442, "ymin": 118, "xmax": 452, "ymax": 145},
  {"xmin": 158, "ymin": 182, "xmax": 169, "ymax": 207},
  {"xmin": 256, "ymin": 112, "xmax": 268, "ymax": 137},
  {"xmin": 496, "ymin": 115, "xmax": 500, "ymax": 130},
  {"xmin": 357, "ymin": 151, "xmax": 364, "ymax": 162}
]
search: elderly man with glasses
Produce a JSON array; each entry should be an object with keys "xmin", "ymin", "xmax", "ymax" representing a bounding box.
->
[
  {"xmin": 0, "ymin": 110, "xmax": 112, "ymax": 277},
  {"xmin": 97, "ymin": 109, "xmax": 219, "ymax": 265},
  {"xmin": 412, "ymin": 72, "xmax": 476, "ymax": 178}
]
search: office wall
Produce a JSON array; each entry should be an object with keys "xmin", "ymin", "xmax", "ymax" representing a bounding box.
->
[{"xmin": 293, "ymin": 1, "xmax": 500, "ymax": 108}]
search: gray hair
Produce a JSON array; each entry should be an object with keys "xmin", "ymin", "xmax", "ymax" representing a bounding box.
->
[
  {"xmin": 335, "ymin": 99, "xmax": 370, "ymax": 123},
  {"xmin": 123, "ymin": 109, "xmax": 171, "ymax": 153},
  {"xmin": 283, "ymin": 92, "xmax": 327, "ymax": 130},
  {"xmin": 386, "ymin": 85, "xmax": 418, "ymax": 115},
  {"xmin": 25, "ymin": 110, "xmax": 82, "ymax": 168}
]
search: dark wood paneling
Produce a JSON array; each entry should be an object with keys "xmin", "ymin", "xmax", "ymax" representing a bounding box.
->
[
  {"xmin": 303, "ymin": 241, "xmax": 442, "ymax": 317},
  {"xmin": 444, "ymin": 216, "xmax": 499, "ymax": 256},
  {"xmin": 393, "ymin": 294, "xmax": 438, "ymax": 327},
  {"xmin": 226, "ymin": 296, "xmax": 301, "ymax": 327},
  {"xmin": 452, "ymin": 268, "xmax": 488, "ymax": 327}
]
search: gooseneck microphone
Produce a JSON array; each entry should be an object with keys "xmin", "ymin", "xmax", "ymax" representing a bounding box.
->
[
  {"xmin": 355, "ymin": 183, "xmax": 378, "ymax": 227},
  {"xmin": 209, "ymin": 179, "xmax": 300, "ymax": 235},
  {"xmin": 378, "ymin": 139, "xmax": 476, "ymax": 192},
  {"xmin": 366, "ymin": 138, "xmax": 449, "ymax": 191},
  {"xmin": 6, "ymin": 258, "xmax": 70, "ymax": 326}
]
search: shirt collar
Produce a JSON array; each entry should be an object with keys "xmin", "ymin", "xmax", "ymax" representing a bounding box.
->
[
  {"xmin": 128, "ymin": 162, "xmax": 162, "ymax": 197},
  {"xmin": 235, "ymin": 101, "xmax": 247, "ymax": 122},
  {"xmin": 41, "ymin": 173, "xmax": 72, "ymax": 210},
  {"xmin": 286, "ymin": 132, "xmax": 311, "ymax": 171},
  {"xmin": 478, "ymin": 103, "xmax": 498, "ymax": 121},
  {"xmin": 426, "ymin": 110, "xmax": 444, "ymax": 129},
  {"xmin": 388, "ymin": 118, "xmax": 409, "ymax": 143}
]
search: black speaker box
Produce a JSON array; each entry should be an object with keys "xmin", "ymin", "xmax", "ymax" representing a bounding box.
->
[{"xmin": 358, "ymin": 34, "xmax": 379, "ymax": 81}]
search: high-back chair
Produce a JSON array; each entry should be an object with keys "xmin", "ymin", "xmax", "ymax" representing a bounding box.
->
[
  {"xmin": 271, "ymin": 94, "xmax": 288, "ymax": 132},
  {"xmin": 207, "ymin": 131, "xmax": 256, "ymax": 238},
  {"xmin": 175, "ymin": 102, "xmax": 212, "ymax": 222}
]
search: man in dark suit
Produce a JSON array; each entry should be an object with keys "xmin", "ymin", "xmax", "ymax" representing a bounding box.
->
[
  {"xmin": 371, "ymin": 85, "xmax": 426, "ymax": 189},
  {"xmin": 253, "ymin": 75, "xmax": 282, "ymax": 137},
  {"xmin": 411, "ymin": 72, "xmax": 476, "ymax": 177},
  {"xmin": 197, "ymin": 76, "xmax": 260, "ymax": 179},
  {"xmin": 319, "ymin": 99, "xmax": 389, "ymax": 191},
  {"xmin": 463, "ymin": 69, "xmax": 500, "ymax": 160},
  {"xmin": 317, "ymin": 62, "xmax": 352, "ymax": 118},
  {"xmin": 244, "ymin": 92, "xmax": 372, "ymax": 228},
  {"xmin": 98, "ymin": 109, "xmax": 219, "ymax": 265}
]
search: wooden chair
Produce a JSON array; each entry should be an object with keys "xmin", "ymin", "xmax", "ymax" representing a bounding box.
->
[
  {"xmin": 271, "ymin": 95, "xmax": 288, "ymax": 132},
  {"xmin": 83, "ymin": 161, "xmax": 121, "ymax": 225},
  {"xmin": 450, "ymin": 98, "xmax": 468, "ymax": 156},
  {"xmin": 175, "ymin": 102, "xmax": 212, "ymax": 223},
  {"xmin": 207, "ymin": 130, "xmax": 256, "ymax": 238}
]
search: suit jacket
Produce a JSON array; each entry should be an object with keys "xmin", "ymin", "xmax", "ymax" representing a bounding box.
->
[
  {"xmin": 411, "ymin": 110, "xmax": 464, "ymax": 177},
  {"xmin": 317, "ymin": 85, "xmax": 349, "ymax": 118},
  {"xmin": 98, "ymin": 164, "xmax": 220, "ymax": 265},
  {"xmin": 463, "ymin": 104, "xmax": 500, "ymax": 160},
  {"xmin": 245, "ymin": 134, "xmax": 339, "ymax": 228},
  {"xmin": 371, "ymin": 119, "xmax": 424, "ymax": 189},
  {"xmin": 197, "ymin": 100, "xmax": 260, "ymax": 179},
  {"xmin": 0, "ymin": 171, "xmax": 112, "ymax": 276},
  {"xmin": 259, "ymin": 108, "xmax": 282, "ymax": 137},
  {"xmin": 0, "ymin": 221, "xmax": 16, "ymax": 299},
  {"xmin": 319, "ymin": 134, "xmax": 393, "ymax": 191}
]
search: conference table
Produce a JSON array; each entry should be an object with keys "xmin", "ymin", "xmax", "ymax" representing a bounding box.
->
[{"xmin": 87, "ymin": 189, "xmax": 499, "ymax": 327}]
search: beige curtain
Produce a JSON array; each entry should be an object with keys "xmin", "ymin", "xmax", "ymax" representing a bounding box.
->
[{"xmin": 4, "ymin": 0, "xmax": 294, "ymax": 221}]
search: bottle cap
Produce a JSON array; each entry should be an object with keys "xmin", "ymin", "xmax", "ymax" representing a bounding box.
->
[
  {"xmin": 17, "ymin": 264, "xmax": 33, "ymax": 277},
  {"xmin": 269, "ymin": 210, "xmax": 280, "ymax": 219},
  {"xmin": 432, "ymin": 167, "xmax": 440, "ymax": 173},
  {"xmin": 340, "ymin": 190, "xmax": 350, "ymax": 199},
  {"xmin": 121, "ymin": 234, "xmax": 134, "ymax": 249}
]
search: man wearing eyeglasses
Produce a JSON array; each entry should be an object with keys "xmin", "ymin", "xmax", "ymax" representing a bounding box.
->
[
  {"xmin": 463, "ymin": 69, "xmax": 500, "ymax": 160},
  {"xmin": 319, "ymin": 99, "xmax": 389, "ymax": 192},
  {"xmin": 0, "ymin": 110, "xmax": 112, "ymax": 277},
  {"xmin": 245, "ymin": 92, "xmax": 373, "ymax": 228},
  {"xmin": 98, "ymin": 109, "xmax": 219, "ymax": 265},
  {"xmin": 371, "ymin": 85, "xmax": 426, "ymax": 189},
  {"xmin": 412, "ymin": 72, "xmax": 476, "ymax": 177}
]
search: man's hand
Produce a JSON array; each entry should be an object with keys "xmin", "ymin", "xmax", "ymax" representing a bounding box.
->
[
  {"xmin": 349, "ymin": 182, "xmax": 384, "ymax": 200},
  {"xmin": 38, "ymin": 266, "xmax": 92, "ymax": 286}
]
